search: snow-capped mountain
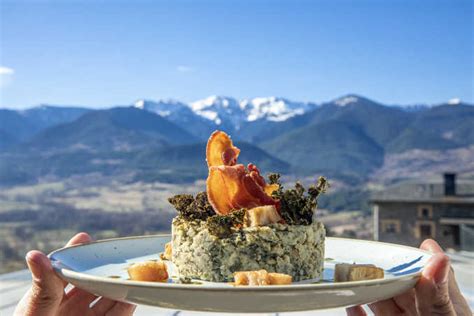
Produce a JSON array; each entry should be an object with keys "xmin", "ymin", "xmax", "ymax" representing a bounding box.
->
[
  {"xmin": 447, "ymin": 98, "xmax": 461, "ymax": 105},
  {"xmin": 188, "ymin": 95, "xmax": 317, "ymax": 129},
  {"xmin": 190, "ymin": 96, "xmax": 246, "ymax": 128},
  {"xmin": 133, "ymin": 99, "xmax": 192, "ymax": 117},
  {"xmin": 135, "ymin": 95, "xmax": 318, "ymax": 132},
  {"xmin": 240, "ymin": 97, "xmax": 316, "ymax": 122},
  {"xmin": 333, "ymin": 95, "xmax": 359, "ymax": 107},
  {"xmin": 133, "ymin": 99, "xmax": 189, "ymax": 117}
]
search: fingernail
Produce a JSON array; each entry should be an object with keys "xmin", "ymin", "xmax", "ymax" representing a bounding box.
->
[
  {"xmin": 26, "ymin": 252, "xmax": 42, "ymax": 279},
  {"xmin": 26, "ymin": 251, "xmax": 51, "ymax": 280}
]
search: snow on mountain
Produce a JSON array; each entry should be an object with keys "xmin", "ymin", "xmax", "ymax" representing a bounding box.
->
[
  {"xmin": 333, "ymin": 95, "xmax": 359, "ymax": 106},
  {"xmin": 240, "ymin": 97, "xmax": 316, "ymax": 122},
  {"xmin": 447, "ymin": 98, "xmax": 461, "ymax": 105},
  {"xmin": 133, "ymin": 99, "xmax": 146, "ymax": 109},
  {"xmin": 189, "ymin": 95, "xmax": 317, "ymax": 128},
  {"xmin": 134, "ymin": 96, "xmax": 318, "ymax": 130},
  {"xmin": 133, "ymin": 99, "xmax": 188, "ymax": 117},
  {"xmin": 190, "ymin": 95, "xmax": 245, "ymax": 127}
]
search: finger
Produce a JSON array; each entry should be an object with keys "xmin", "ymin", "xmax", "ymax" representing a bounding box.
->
[
  {"xmin": 422, "ymin": 253, "xmax": 450, "ymax": 285},
  {"xmin": 91, "ymin": 297, "xmax": 117, "ymax": 314},
  {"xmin": 65, "ymin": 286, "xmax": 96, "ymax": 299},
  {"xmin": 60, "ymin": 288, "xmax": 98, "ymax": 313},
  {"xmin": 393, "ymin": 289, "xmax": 417, "ymax": 315},
  {"xmin": 420, "ymin": 239, "xmax": 444, "ymax": 254},
  {"xmin": 66, "ymin": 232, "xmax": 92, "ymax": 247},
  {"xmin": 368, "ymin": 299, "xmax": 402, "ymax": 315},
  {"xmin": 60, "ymin": 233, "xmax": 93, "ymax": 287},
  {"xmin": 20, "ymin": 251, "xmax": 64, "ymax": 316},
  {"xmin": 105, "ymin": 301, "xmax": 137, "ymax": 316},
  {"xmin": 65, "ymin": 288, "xmax": 97, "ymax": 303},
  {"xmin": 447, "ymin": 268, "xmax": 471, "ymax": 315},
  {"xmin": 416, "ymin": 253, "xmax": 455, "ymax": 315},
  {"xmin": 419, "ymin": 239, "xmax": 469, "ymax": 314},
  {"xmin": 346, "ymin": 305, "xmax": 366, "ymax": 316}
]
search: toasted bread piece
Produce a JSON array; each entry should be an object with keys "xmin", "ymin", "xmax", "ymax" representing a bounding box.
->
[
  {"xmin": 127, "ymin": 260, "xmax": 168, "ymax": 282},
  {"xmin": 334, "ymin": 263, "xmax": 384, "ymax": 282},
  {"xmin": 268, "ymin": 272, "xmax": 292, "ymax": 285},
  {"xmin": 234, "ymin": 270, "xmax": 292, "ymax": 285},
  {"xmin": 234, "ymin": 270, "xmax": 270, "ymax": 285}
]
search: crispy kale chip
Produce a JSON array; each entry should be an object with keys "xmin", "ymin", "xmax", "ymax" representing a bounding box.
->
[
  {"xmin": 168, "ymin": 191, "xmax": 215, "ymax": 221},
  {"xmin": 206, "ymin": 209, "xmax": 246, "ymax": 238},
  {"xmin": 269, "ymin": 173, "xmax": 329, "ymax": 225}
]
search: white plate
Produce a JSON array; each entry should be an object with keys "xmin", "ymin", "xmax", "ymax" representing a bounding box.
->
[{"xmin": 49, "ymin": 235, "xmax": 431, "ymax": 313}]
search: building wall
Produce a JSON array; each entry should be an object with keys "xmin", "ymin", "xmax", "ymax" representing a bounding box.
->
[{"xmin": 374, "ymin": 202, "xmax": 474, "ymax": 250}]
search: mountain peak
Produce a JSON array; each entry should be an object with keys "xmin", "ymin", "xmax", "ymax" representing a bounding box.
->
[
  {"xmin": 331, "ymin": 94, "xmax": 382, "ymax": 108},
  {"xmin": 134, "ymin": 99, "xmax": 146, "ymax": 109},
  {"xmin": 241, "ymin": 96, "xmax": 314, "ymax": 122},
  {"xmin": 132, "ymin": 99, "xmax": 189, "ymax": 117},
  {"xmin": 190, "ymin": 95, "xmax": 238, "ymax": 111},
  {"xmin": 189, "ymin": 96, "xmax": 242, "ymax": 126},
  {"xmin": 333, "ymin": 95, "xmax": 360, "ymax": 106},
  {"xmin": 447, "ymin": 98, "xmax": 461, "ymax": 105}
]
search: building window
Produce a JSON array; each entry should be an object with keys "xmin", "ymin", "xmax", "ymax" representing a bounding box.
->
[
  {"xmin": 420, "ymin": 224, "xmax": 432, "ymax": 238},
  {"xmin": 381, "ymin": 220, "xmax": 401, "ymax": 234},
  {"xmin": 416, "ymin": 221, "xmax": 436, "ymax": 239},
  {"xmin": 417, "ymin": 205, "xmax": 433, "ymax": 219}
]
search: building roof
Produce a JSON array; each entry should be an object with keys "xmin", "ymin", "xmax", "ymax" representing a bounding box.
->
[{"xmin": 370, "ymin": 178, "xmax": 474, "ymax": 204}]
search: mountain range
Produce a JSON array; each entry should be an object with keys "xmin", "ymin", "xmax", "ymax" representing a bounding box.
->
[{"xmin": 0, "ymin": 94, "xmax": 473, "ymax": 187}]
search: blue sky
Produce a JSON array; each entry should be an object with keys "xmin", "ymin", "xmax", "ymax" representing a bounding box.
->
[{"xmin": 0, "ymin": 0, "xmax": 472, "ymax": 109}]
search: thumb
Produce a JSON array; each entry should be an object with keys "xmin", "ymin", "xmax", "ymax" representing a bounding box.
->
[
  {"xmin": 18, "ymin": 251, "xmax": 64, "ymax": 316},
  {"xmin": 415, "ymin": 253, "xmax": 456, "ymax": 315}
]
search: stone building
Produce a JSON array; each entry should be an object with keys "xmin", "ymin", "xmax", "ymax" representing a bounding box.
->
[{"xmin": 371, "ymin": 174, "xmax": 474, "ymax": 251}]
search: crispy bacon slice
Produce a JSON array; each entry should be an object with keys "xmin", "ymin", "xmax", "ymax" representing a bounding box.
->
[
  {"xmin": 248, "ymin": 163, "xmax": 279, "ymax": 196},
  {"xmin": 207, "ymin": 164, "xmax": 277, "ymax": 215},
  {"xmin": 206, "ymin": 131, "xmax": 280, "ymax": 215},
  {"xmin": 206, "ymin": 130, "xmax": 240, "ymax": 167}
]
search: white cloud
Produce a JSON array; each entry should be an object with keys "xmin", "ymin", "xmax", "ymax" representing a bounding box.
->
[
  {"xmin": 0, "ymin": 66, "xmax": 15, "ymax": 75},
  {"xmin": 0, "ymin": 66, "xmax": 15, "ymax": 88},
  {"xmin": 177, "ymin": 65, "xmax": 194, "ymax": 73}
]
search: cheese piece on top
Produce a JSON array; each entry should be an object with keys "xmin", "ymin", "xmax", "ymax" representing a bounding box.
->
[{"xmin": 244, "ymin": 205, "xmax": 282, "ymax": 227}]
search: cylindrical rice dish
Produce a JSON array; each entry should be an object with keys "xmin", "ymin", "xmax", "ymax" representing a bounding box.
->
[{"xmin": 171, "ymin": 217, "xmax": 325, "ymax": 282}]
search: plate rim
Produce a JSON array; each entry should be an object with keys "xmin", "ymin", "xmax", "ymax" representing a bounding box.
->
[{"xmin": 49, "ymin": 234, "xmax": 432, "ymax": 291}]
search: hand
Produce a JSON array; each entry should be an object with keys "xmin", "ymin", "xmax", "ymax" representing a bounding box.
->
[
  {"xmin": 346, "ymin": 239, "xmax": 471, "ymax": 316},
  {"xmin": 14, "ymin": 232, "xmax": 136, "ymax": 316}
]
